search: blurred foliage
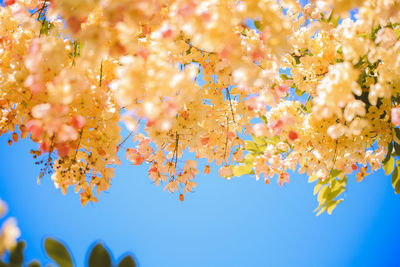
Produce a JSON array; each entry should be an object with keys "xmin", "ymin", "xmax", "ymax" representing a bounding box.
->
[{"xmin": 0, "ymin": 238, "xmax": 137, "ymax": 267}]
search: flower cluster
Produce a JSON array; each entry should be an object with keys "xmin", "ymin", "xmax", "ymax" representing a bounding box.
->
[{"xmin": 233, "ymin": 0, "xmax": 400, "ymax": 214}]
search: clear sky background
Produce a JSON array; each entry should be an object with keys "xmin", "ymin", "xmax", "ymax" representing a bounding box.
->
[
  {"xmin": 1, "ymin": 1, "xmax": 400, "ymax": 266},
  {"xmin": 1, "ymin": 131, "xmax": 400, "ymax": 267}
]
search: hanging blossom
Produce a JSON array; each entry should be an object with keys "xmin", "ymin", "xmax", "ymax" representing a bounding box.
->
[{"xmin": 234, "ymin": 0, "xmax": 400, "ymax": 214}]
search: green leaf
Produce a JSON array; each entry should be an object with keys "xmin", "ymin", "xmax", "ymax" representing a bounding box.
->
[
  {"xmin": 395, "ymin": 26, "xmax": 400, "ymax": 39},
  {"xmin": 27, "ymin": 261, "xmax": 41, "ymax": 267},
  {"xmin": 326, "ymin": 199, "xmax": 344, "ymax": 215},
  {"xmin": 329, "ymin": 169, "xmax": 342, "ymax": 178},
  {"xmin": 334, "ymin": 58, "xmax": 344, "ymax": 64},
  {"xmin": 253, "ymin": 135, "xmax": 268, "ymax": 147},
  {"xmin": 88, "ymin": 243, "xmax": 111, "ymax": 267},
  {"xmin": 392, "ymin": 164, "xmax": 400, "ymax": 194},
  {"xmin": 315, "ymin": 176, "xmax": 347, "ymax": 215},
  {"xmin": 265, "ymin": 135, "xmax": 280, "ymax": 145},
  {"xmin": 254, "ymin": 20, "xmax": 264, "ymax": 31},
  {"xmin": 292, "ymin": 55, "xmax": 301, "ymax": 65},
  {"xmin": 316, "ymin": 206, "xmax": 327, "ymax": 216},
  {"xmin": 232, "ymin": 164, "xmax": 254, "ymax": 177},
  {"xmin": 317, "ymin": 186, "xmax": 328, "ymax": 204},
  {"xmin": 44, "ymin": 238, "xmax": 73, "ymax": 267},
  {"xmin": 395, "ymin": 128, "xmax": 400, "ymax": 142},
  {"xmin": 394, "ymin": 142, "xmax": 400, "ymax": 157},
  {"xmin": 280, "ymin": 73, "xmax": 290, "ymax": 80},
  {"xmin": 40, "ymin": 21, "xmax": 54, "ymax": 36},
  {"xmin": 394, "ymin": 26, "xmax": 400, "ymax": 39},
  {"xmin": 9, "ymin": 241, "xmax": 25, "ymax": 267},
  {"xmin": 382, "ymin": 142, "xmax": 393, "ymax": 164},
  {"xmin": 295, "ymin": 87, "xmax": 305, "ymax": 97},
  {"xmin": 313, "ymin": 181, "xmax": 323, "ymax": 195},
  {"xmin": 383, "ymin": 156, "xmax": 395, "ymax": 175},
  {"xmin": 259, "ymin": 115, "xmax": 268, "ymax": 124},
  {"xmin": 329, "ymin": 15, "xmax": 340, "ymax": 27},
  {"xmin": 395, "ymin": 177, "xmax": 400, "ymax": 194},
  {"xmin": 118, "ymin": 256, "xmax": 137, "ymax": 267},
  {"xmin": 243, "ymin": 153, "xmax": 255, "ymax": 165},
  {"xmin": 245, "ymin": 141, "xmax": 261, "ymax": 154},
  {"xmin": 308, "ymin": 173, "xmax": 319, "ymax": 183},
  {"xmin": 306, "ymin": 98, "xmax": 312, "ymax": 113}
]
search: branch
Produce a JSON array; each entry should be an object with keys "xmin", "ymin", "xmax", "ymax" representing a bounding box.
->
[
  {"xmin": 225, "ymin": 87, "xmax": 237, "ymax": 126},
  {"xmin": 99, "ymin": 60, "xmax": 103, "ymax": 87},
  {"xmin": 118, "ymin": 119, "xmax": 142, "ymax": 148}
]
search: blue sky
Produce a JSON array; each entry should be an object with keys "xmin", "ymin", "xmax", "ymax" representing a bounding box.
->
[{"xmin": 1, "ymin": 134, "xmax": 400, "ymax": 267}]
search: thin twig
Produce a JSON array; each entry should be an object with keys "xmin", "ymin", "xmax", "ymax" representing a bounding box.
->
[
  {"xmin": 118, "ymin": 119, "xmax": 142, "ymax": 148},
  {"xmin": 226, "ymin": 87, "xmax": 237, "ymax": 126},
  {"xmin": 37, "ymin": 0, "xmax": 49, "ymax": 38},
  {"xmin": 174, "ymin": 132, "xmax": 179, "ymax": 168},
  {"xmin": 185, "ymin": 39, "xmax": 215, "ymax": 55},
  {"xmin": 99, "ymin": 60, "xmax": 103, "ymax": 87},
  {"xmin": 71, "ymin": 130, "xmax": 83, "ymax": 165}
]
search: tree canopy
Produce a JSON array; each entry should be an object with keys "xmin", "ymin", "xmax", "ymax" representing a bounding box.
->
[{"xmin": 0, "ymin": 0, "xmax": 399, "ymax": 215}]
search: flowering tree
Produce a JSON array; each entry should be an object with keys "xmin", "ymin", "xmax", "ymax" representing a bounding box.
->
[{"xmin": 0, "ymin": 0, "xmax": 399, "ymax": 214}]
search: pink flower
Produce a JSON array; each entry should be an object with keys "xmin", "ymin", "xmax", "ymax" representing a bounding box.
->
[
  {"xmin": 72, "ymin": 115, "xmax": 86, "ymax": 130},
  {"xmin": 200, "ymin": 12, "xmax": 211, "ymax": 22},
  {"xmin": 277, "ymin": 85, "xmax": 289, "ymax": 94},
  {"xmin": 177, "ymin": 2, "xmax": 196, "ymax": 17},
  {"xmin": 162, "ymin": 27, "xmax": 173, "ymax": 38},
  {"xmin": 4, "ymin": 0, "xmax": 16, "ymax": 6},
  {"xmin": 201, "ymin": 137, "xmax": 210, "ymax": 145},
  {"xmin": 251, "ymin": 48, "xmax": 264, "ymax": 61},
  {"xmin": 57, "ymin": 143, "xmax": 70, "ymax": 157},
  {"xmin": 269, "ymin": 119, "xmax": 283, "ymax": 135},
  {"xmin": 252, "ymin": 123, "xmax": 269, "ymax": 136},
  {"xmin": 32, "ymin": 104, "xmax": 51, "ymax": 119},
  {"xmin": 138, "ymin": 140, "xmax": 153, "ymax": 158},
  {"xmin": 391, "ymin": 107, "xmax": 400, "ymax": 126},
  {"xmin": 126, "ymin": 148, "xmax": 145, "ymax": 165},
  {"xmin": 219, "ymin": 166, "xmax": 233, "ymax": 178},
  {"xmin": 39, "ymin": 141, "xmax": 51, "ymax": 153},
  {"xmin": 288, "ymin": 130, "xmax": 299, "ymax": 142},
  {"xmin": 376, "ymin": 27, "xmax": 397, "ymax": 49},
  {"xmin": 25, "ymin": 75, "xmax": 45, "ymax": 94},
  {"xmin": 278, "ymin": 172, "xmax": 290, "ymax": 186},
  {"xmin": 58, "ymin": 124, "xmax": 78, "ymax": 143},
  {"xmin": 148, "ymin": 166, "xmax": 161, "ymax": 180},
  {"xmin": 67, "ymin": 16, "xmax": 83, "ymax": 34},
  {"xmin": 26, "ymin": 120, "xmax": 43, "ymax": 140},
  {"xmin": 136, "ymin": 47, "xmax": 150, "ymax": 60}
]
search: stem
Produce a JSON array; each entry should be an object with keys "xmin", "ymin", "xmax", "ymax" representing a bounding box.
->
[
  {"xmin": 72, "ymin": 130, "xmax": 83, "ymax": 164},
  {"xmin": 38, "ymin": 0, "xmax": 49, "ymax": 38},
  {"xmin": 185, "ymin": 39, "xmax": 215, "ymax": 55},
  {"xmin": 71, "ymin": 40, "xmax": 80, "ymax": 66},
  {"xmin": 226, "ymin": 87, "xmax": 237, "ymax": 126},
  {"xmin": 99, "ymin": 60, "xmax": 103, "ymax": 87},
  {"xmin": 174, "ymin": 132, "xmax": 179, "ymax": 168},
  {"xmin": 118, "ymin": 119, "xmax": 142, "ymax": 148}
]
